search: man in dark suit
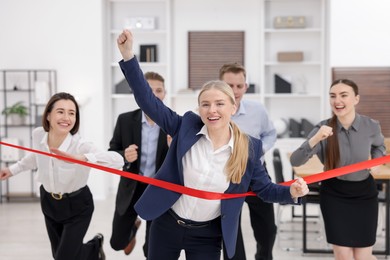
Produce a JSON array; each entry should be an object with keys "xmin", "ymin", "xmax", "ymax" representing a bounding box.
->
[{"xmin": 109, "ymin": 71, "xmax": 169, "ymax": 257}]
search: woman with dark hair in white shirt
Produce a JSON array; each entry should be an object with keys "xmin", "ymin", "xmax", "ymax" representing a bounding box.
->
[{"xmin": 0, "ymin": 92, "xmax": 124, "ymax": 260}]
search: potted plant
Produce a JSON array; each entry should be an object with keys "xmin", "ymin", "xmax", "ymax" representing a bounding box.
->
[{"xmin": 1, "ymin": 101, "xmax": 29, "ymax": 125}]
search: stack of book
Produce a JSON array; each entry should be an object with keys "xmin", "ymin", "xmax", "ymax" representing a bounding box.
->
[{"xmin": 140, "ymin": 45, "xmax": 157, "ymax": 62}]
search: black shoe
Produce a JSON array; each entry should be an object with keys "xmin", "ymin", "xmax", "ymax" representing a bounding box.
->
[{"xmin": 94, "ymin": 233, "xmax": 105, "ymax": 260}]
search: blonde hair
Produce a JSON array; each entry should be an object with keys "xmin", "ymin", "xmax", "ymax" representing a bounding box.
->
[{"xmin": 198, "ymin": 80, "xmax": 249, "ymax": 184}]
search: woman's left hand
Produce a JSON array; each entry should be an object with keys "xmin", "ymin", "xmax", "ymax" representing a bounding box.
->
[
  {"xmin": 290, "ymin": 177, "xmax": 309, "ymax": 198},
  {"xmin": 50, "ymin": 147, "xmax": 87, "ymax": 163}
]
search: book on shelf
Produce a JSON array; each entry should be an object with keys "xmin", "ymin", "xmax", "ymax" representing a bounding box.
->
[
  {"xmin": 274, "ymin": 74, "xmax": 292, "ymax": 93},
  {"xmin": 140, "ymin": 45, "xmax": 157, "ymax": 62}
]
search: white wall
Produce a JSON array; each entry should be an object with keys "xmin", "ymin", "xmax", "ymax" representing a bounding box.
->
[
  {"xmin": 0, "ymin": 0, "xmax": 111, "ymax": 199},
  {"xmin": 1, "ymin": 0, "xmax": 390, "ymax": 199},
  {"xmin": 330, "ymin": 0, "xmax": 390, "ymax": 67}
]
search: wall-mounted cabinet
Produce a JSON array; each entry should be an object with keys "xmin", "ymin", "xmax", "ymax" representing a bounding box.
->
[{"xmin": 105, "ymin": 0, "xmax": 172, "ymax": 129}]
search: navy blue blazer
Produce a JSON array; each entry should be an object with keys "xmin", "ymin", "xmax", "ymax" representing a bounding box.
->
[{"xmin": 119, "ymin": 57, "xmax": 297, "ymax": 258}]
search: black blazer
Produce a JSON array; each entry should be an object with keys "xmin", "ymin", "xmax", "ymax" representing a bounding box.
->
[{"xmin": 109, "ymin": 109, "xmax": 169, "ymax": 215}]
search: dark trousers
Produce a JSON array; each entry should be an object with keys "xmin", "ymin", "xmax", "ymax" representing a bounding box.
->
[
  {"xmin": 223, "ymin": 197, "xmax": 277, "ymax": 260},
  {"xmin": 110, "ymin": 182, "xmax": 149, "ymax": 257},
  {"xmin": 148, "ymin": 210, "xmax": 222, "ymax": 260},
  {"xmin": 40, "ymin": 185, "xmax": 99, "ymax": 260}
]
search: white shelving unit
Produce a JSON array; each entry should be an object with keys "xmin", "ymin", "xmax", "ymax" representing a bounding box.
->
[
  {"xmin": 105, "ymin": 0, "xmax": 172, "ymax": 133},
  {"xmin": 259, "ymin": 0, "xmax": 329, "ymax": 124},
  {"xmin": 104, "ymin": 0, "xmax": 329, "ymax": 139},
  {"xmin": 0, "ymin": 70, "xmax": 57, "ymax": 202}
]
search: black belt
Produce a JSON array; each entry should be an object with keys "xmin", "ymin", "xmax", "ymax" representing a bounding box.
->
[
  {"xmin": 168, "ymin": 209, "xmax": 215, "ymax": 229},
  {"xmin": 47, "ymin": 186, "xmax": 86, "ymax": 200}
]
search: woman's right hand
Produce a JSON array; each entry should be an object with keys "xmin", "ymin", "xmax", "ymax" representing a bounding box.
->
[
  {"xmin": 117, "ymin": 29, "xmax": 135, "ymax": 61},
  {"xmin": 0, "ymin": 168, "xmax": 12, "ymax": 181},
  {"xmin": 309, "ymin": 125, "xmax": 333, "ymax": 148}
]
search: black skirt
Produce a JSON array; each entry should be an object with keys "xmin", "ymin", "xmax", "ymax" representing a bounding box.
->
[{"xmin": 320, "ymin": 174, "xmax": 378, "ymax": 247}]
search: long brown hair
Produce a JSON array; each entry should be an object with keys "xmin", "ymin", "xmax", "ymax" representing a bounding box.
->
[
  {"xmin": 325, "ymin": 79, "xmax": 359, "ymax": 170},
  {"xmin": 198, "ymin": 80, "xmax": 249, "ymax": 183}
]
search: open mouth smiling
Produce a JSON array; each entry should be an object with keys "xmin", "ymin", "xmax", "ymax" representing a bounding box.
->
[{"xmin": 208, "ymin": 117, "xmax": 220, "ymax": 121}]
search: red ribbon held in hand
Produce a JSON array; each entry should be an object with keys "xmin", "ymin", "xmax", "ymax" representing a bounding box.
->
[
  {"xmin": 0, "ymin": 141, "xmax": 255, "ymax": 199},
  {"xmin": 1, "ymin": 141, "xmax": 390, "ymax": 199}
]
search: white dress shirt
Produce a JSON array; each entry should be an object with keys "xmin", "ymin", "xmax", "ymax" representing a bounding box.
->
[
  {"xmin": 171, "ymin": 125, "xmax": 232, "ymax": 222},
  {"xmin": 9, "ymin": 127, "xmax": 124, "ymax": 194}
]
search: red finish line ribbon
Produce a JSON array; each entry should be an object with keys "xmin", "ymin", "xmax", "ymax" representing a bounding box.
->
[
  {"xmin": 0, "ymin": 141, "xmax": 255, "ymax": 200},
  {"xmin": 1, "ymin": 141, "xmax": 390, "ymax": 198},
  {"xmin": 281, "ymin": 155, "xmax": 390, "ymax": 186}
]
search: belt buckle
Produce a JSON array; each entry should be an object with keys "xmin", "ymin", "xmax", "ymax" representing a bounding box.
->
[
  {"xmin": 177, "ymin": 220, "xmax": 186, "ymax": 226},
  {"xmin": 51, "ymin": 192, "xmax": 63, "ymax": 200}
]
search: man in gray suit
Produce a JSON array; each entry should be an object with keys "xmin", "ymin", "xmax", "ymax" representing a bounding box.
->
[{"xmin": 109, "ymin": 71, "xmax": 169, "ymax": 257}]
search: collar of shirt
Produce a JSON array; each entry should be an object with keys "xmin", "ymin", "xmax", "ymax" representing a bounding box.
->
[
  {"xmin": 39, "ymin": 131, "xmax": 73, "ymax": 152},
  {"xmin": 337, "ymin": 113, "xmax": 361, "ymax": 132},
  {"xmin": 196, "ymin": 125, "xmax": 234, "ymax": 153}
]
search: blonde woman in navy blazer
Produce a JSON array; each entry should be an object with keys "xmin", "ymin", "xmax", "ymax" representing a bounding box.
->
[{"xmin": 116, "ymin": 29, "xmax": 309, "ymax": 260}]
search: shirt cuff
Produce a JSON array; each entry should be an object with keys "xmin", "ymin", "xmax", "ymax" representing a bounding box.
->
[
  {"xmin": 8, "ymin": 163, "xmax": 21, "ymax": 176},
  {"xmin": 84, "ymin": 153, "xmax": 97, "ymax": 163}
]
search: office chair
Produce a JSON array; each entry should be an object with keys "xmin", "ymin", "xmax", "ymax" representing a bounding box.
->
[
  {"xmin": 273, "ymin": 148, "xmax": 293, "ymax": 226},
  {"xmin": 273, "ymin": 148, "xmax": 301, "ymax": 251},
  {"xmin": 273, "ymin": 148, "xmax": 326, "ymax": 252},
  {"xmin": 273, "ymin": 148, "xmax": 304, "ymax": 222},
  {"xmin": 301, "ymin": 183, "xmax": 327, "ymax": 253},
  {"xmin": 273, "ymin": 148, "xmax": 284, "ymax": 184},
  {"xmin": 298, "ymin": 165, "xmax": 328, "ymax": 253}
]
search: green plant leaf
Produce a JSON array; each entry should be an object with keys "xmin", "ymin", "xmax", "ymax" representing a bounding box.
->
[{"xmin": 1, "ymin": 101, "xmax": 29, "ymax": 116}]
